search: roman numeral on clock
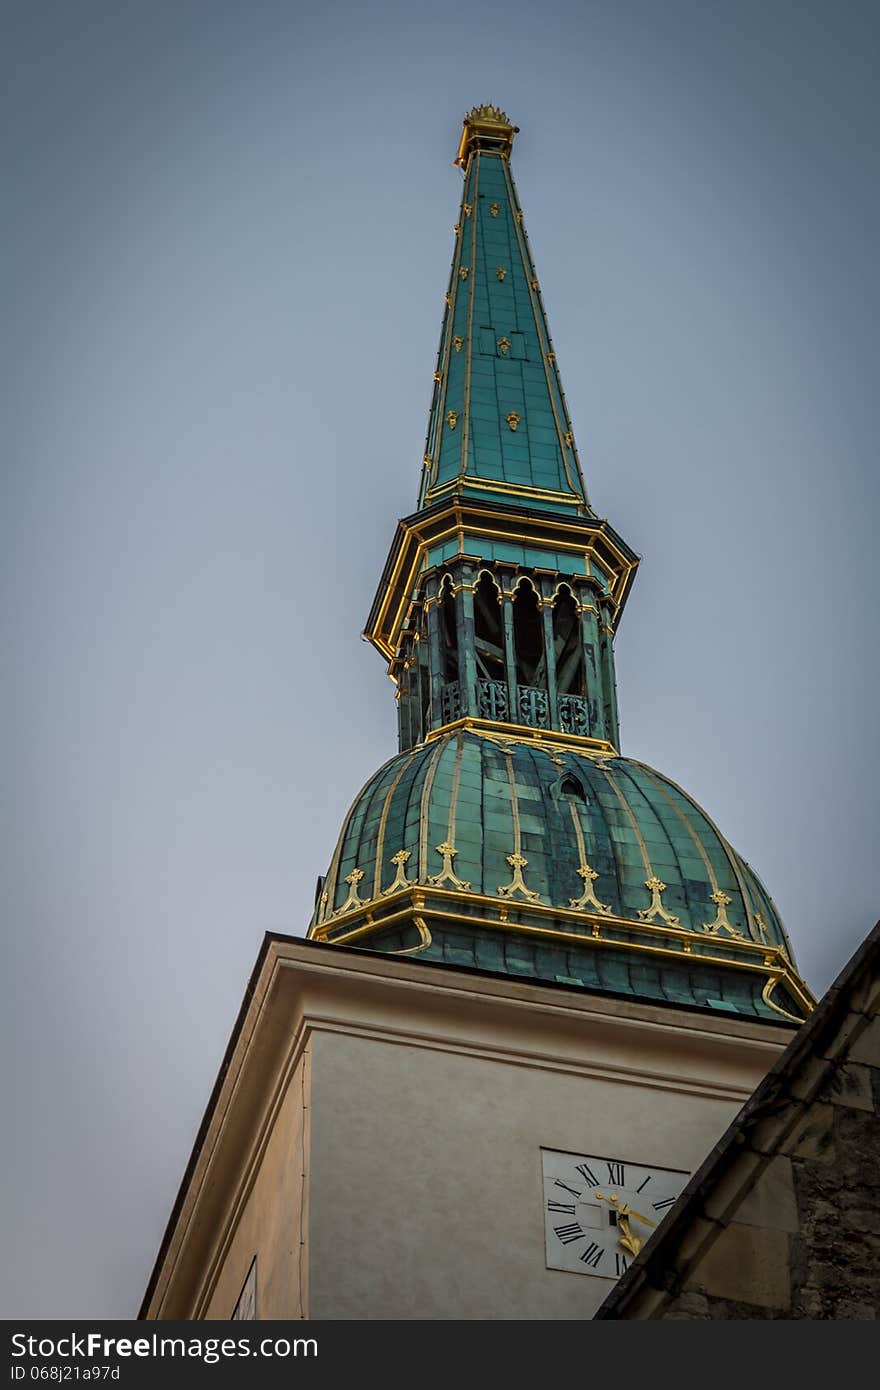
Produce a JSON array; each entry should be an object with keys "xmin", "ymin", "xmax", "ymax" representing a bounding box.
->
[
  {"xmin": 575, "ymin": 1162, "xmax": 600, "ymax": 1187},
  {"xmin": 580, "ymin": 1242, "xmax": 604, "ymax": 1269},
  {"xmin": 615, "ymin": 1252, "xmax": 629, "ymax": 1276},
  {"xmin": 553, "ymin": 1223, "xmax": 584, "ymax": 1245},
  {"xmin": 652, "ymin": 1196, "xmax": 677, "ymax": 1211},
  {"xmin": 547, "ymin": 1200, "xmax": 576, "ymax": 1214},
  {"xmin": 553, "ymin": 1179, "xmax": 582, "ymax": 1199},
  {"xmin": 605, "ymin": 1161, "xmax": 625, "ymax": 1185}
]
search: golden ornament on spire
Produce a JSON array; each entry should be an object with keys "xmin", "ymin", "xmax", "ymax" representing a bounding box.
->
[{"xmin": 454, "ymin": 104, "xmax": 520, "ymax": 169}]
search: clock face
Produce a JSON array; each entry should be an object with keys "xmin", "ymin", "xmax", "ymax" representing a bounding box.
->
[{"xmin": 542, "ymin": 1148, "xmax": 689, "ymax": 1280}]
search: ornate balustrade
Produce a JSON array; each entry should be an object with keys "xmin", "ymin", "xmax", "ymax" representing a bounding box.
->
[
  {"xmin": 558, "ymin": 694, "xmax": 589, "ymax": 737},
  {"xmin": 440, "ymin": 680, "xmax": 588, "ymax": 739},
  {"xmin": 440, "ymin": 681, "xmax": 462, "ymax": 723},
  {"xmin": 517, "ymin": 684, "xmax": 549, "ymax": 730},
  {"xmin": 477, "ymin": 679, "xmax": 508, "ymax": 721}
]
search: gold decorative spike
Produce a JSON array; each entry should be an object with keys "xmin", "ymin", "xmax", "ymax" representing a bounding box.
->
[
  {"xmin": 383, "ymin": 849, "xmax": 414, "ymax": 896},
  {"xmin": 433, "ymin": 370, "xmax": 442, "ymax": 383},
  {"xmin": 446, "ymin": 411, "xmax": 459, "ymax": 430},
  {"xmin": 470, "ymin": 103, "xmax": 509, "ymax": 121},
  {"xmin": 506, "ymin": 412, "xmax": 521, "ymax": 431},
  {"xmin": 530, "ymin": 276, "xmax": 539, "ymax": 289},
  {"xmin": 547, "ymin": 351, "xmax": 555, "ymax": 364},
  {"xmin": 334, "ymin": 868, "xmax": 366, "ymax": 916},
  {"xmin": 428, "ymin": 841, "xmax": 470, "ymax": 890},
  {"xmin": 459, "ymin": 266, "xmax": 469, "ymax": 281},
  {"xmin": 422, "ymin": 454, "xmax": 432, "ymax": 469},
  {"xmin": 564, "ymin": 430, "xmax": 574, "ymax": 447},
  {"xmin": 498, "ymin": 852, "xmax": 541, "ymax": 902},
  {"xmin": 638, "ymin": 876, "xmax": 680, "ymax": 927},
  {"xmin": 496, "ymin": 266, "xmax": 507, "ymax": 281},
  {"xmin": 444, "ymin": 292, "xmax": 451, "ymax": 306},
  {"xmin": 490, "ymin": 203, "xmax": 500, "ymax": 217},
  {"xmin": 463, "ymin": 203, "xmax": 473, "ymax": 217},
  {"xmin": 452, "ymin": 335, "xmax": 464, "ymax": 352},
  {"xmin": 515, "ymin": 210, "xmax": 524, "ymax": 223},
  {"xmin": 703, "ymin": 890, "xmax": 744, "ymax": 938},
  {"xmin": 755, "ymin": 911, "xmax": 770, "ymax": 944},
  {"xmin": 453, "ymin": 224, "xmax": 461, "ymax": 235},
  {"xmin": 318, "ymin": 890, "xmax": 328, "ymax": 921},
  {"xmin": 497, "ymin": 336, "xmax": 511, "ymax": 356},
  {"xmin": 569, "ymin": 863, "xmax": 612, "ymax": 913}
]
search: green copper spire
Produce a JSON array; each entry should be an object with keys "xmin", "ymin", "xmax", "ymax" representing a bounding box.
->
[
  {"xmin": 418, "ymin": 106, "xmax": 592, "ymax": 517},
  {"xmin": 309, "ymin": 109, "xmax": 814, "ymax": 1031},
  {"xmin": 365, "ymin": 108, "xmax": 639, "ymax": 745}
]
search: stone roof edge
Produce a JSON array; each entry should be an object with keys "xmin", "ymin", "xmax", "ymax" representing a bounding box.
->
[{"xmin": 594, "ymin": 918, "xmax": 880, "ymax": 1319}]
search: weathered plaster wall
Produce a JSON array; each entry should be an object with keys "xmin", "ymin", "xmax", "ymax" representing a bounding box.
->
[
  {"xmin": 306, "ymin": 1021, "xmax": 777, "ymax": 1320},
  {"xmin": 203, "ymin": 1048, "xmax": 310, "ymax": 1319}
]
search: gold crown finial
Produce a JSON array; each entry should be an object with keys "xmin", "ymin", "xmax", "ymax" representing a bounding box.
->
[
  {"xmin": 467, "ymin": 103, "xmax": 512, "ymax": 125},
  {"xmin": 454, "ymin": 104, "xmax": 519, "ymax": 169}
]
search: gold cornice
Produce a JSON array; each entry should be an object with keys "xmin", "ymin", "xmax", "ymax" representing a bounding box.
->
[
  {"xmin": 307, "ymin": 885, "xmax": 815, "ymax": 1020},
  {"xmin": 364, "ymin": 499, "xmax": 639, "ymax": 667},
  {"xmin": 423, "ymin": 716, "xmax": 618, "ymax": 757},
  {"xmin": 425, "ymin": 475, "xmax": 587, "ymax": 508}
]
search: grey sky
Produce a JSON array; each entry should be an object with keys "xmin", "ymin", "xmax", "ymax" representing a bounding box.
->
[{"xmin": 2, "ymin": 0, "xmax": 878, "ymax": 1318}]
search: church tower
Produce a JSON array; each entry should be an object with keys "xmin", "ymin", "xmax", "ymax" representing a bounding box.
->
[
  {"xmin": 142, "ymin": 108, "xmax": 814, "ymax": 1323},
  {"xmin": 310, "ymin": 104, "xmax": 808, "ymax": 1027}
]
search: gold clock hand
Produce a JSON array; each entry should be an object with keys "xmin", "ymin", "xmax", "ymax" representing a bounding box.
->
[
  {"xmin": 594, "ymin": 1192, "xmax": 658, "ymax": 1230},
  {"xmin": 617, "ymin": 1202, "xmax": 657, "ymax": 1230},
  {"xmin": 616, "ymin": 1215, "xmax": 642, "ymax": 1258}
]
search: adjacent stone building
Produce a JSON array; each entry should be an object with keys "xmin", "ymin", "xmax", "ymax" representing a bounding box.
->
[{"xmin": 596, "ymin": 921, "xmax": 880, "ymax": 1319}]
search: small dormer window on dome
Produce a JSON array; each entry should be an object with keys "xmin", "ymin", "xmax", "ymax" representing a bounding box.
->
[{"xmin": 560, "ymin": 774, "xmax": 586, "ymax": 802}]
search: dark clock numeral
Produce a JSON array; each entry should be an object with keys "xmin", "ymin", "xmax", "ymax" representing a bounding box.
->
[
  {"xmin": 605, "ymin": 1161, "xmax": 625, "ymax": 1185},
  {"xmin": 575, "ymin": 1162, "xmax": 600, "ymax": 1187},
  {"xmin": 652, "ymin": 1196, "xmax": 677, "ymax": 1211},
  {"xmin": 547, "ymin": 1200, "xmax": 576, "ymax": 1215},
  {"xmin": 554, "ymin": 1179, "xmax": 582, "ymax": 1199},
  {"xmin": 615, "ymin": 1252, "xmax": 629, "ymax": 1276},
  {"xmin": 553, "ymin": 1223, "xmax": 584, "ymax": 1245},
  {"xmin": 636, "ymin": 1176, "xmax": 652, "ymax": 1193},
  {"xmin": 580, "ymin": 1241, "xmax": 604, "ymax": 1269}
]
